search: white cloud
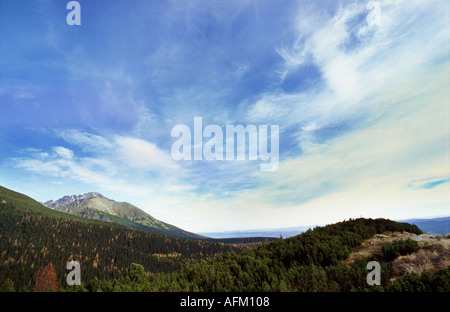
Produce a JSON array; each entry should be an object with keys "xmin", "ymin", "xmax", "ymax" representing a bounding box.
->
[
  {"xmin": 166, "ymin": 184, "xmax": 196, "ymax": 193},
  {"xmin": 15, "ymin": 158, "xmax": 63, "ymax": 177},
  {"xmin": 301, "ymin": 122, "xmax": 321, "ymax": 132},
  {"xmin": 53, "ymin": 146, "xmax": 74, "ymax": 159},
  {"xmin": 12, "ymin": 131, "xmax": 181, "ymax": 204},
  {"xmin": 172, "ymin": 0, "xmax": 450, "ymax": 231},
  {"xmin": 219, "ymin": 66, "xmax": 450, "ymax": 229},
  {"xmin": 0, "ymin": 84, "xmax": 39, "ymax": 101},
  {"xmin": 6, "ymin": 0, "xmax": 449, "ymax": 233},
  {"xmin": 115, "ymin": 136, "xmax": 179, "ymax": 170},
  {"xmin": 58, "ymin": 129, "xmax": 112, "ymax": 151},
  {"xmin": 57, "ymin": 129, "xmax": 178, "ymax": 171},
  {"xmin": 248, "ymin": 0, "xmax": 449, "ymax": 129}
]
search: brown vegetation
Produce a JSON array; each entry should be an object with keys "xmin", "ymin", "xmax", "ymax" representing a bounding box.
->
[
  {"xmin": 35, "ymin": 263, "xmax": 59, "ymax": 292},
  {"xmin": 392, "ymin": 235, "xmax": 450, "ymax": 276},
  {"xmin": 344, "ymin": 232, "xmax": 418, "ymax": 265},
  {"xmin": 344, "ymin": 232, "xmax": 450, "ymax": 280}
]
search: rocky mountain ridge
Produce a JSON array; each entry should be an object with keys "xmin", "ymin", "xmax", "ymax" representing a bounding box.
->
[{"xmin": 43, "ymin": 192, "xmax": 204, "ymax": 239}]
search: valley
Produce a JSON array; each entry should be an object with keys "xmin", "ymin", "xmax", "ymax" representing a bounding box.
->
[{"xmin": 0, "ymin": 185, "xmax": 449, "ymax": 292}]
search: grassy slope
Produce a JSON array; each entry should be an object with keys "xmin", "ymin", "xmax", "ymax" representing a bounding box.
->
[
  {"xmin": 0, "ymin": 185, "xmax": 124, "ymax": 228},
  {"xmin": 102, "ymin": 211, "xmax": 206, "ymax": 239},
  {"xmin": 0, "ymin": 185, "xmax": 206, "ymax": 239},
  {"xmin": 0, "ymin": 191, "xmax": 251, "ymax": 289}
]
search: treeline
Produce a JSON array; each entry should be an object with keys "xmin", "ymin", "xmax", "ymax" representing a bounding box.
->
[
  {"xmin": 50, "ymin": 217, "xmax": 449, "ymax": 292},
  {"xmin": 0, "ymin": 201, "xmax": 248, "ymax": 290},
  {"xmin": 2, "ymin": 198, "xmax": 449, "ymax": 292}
]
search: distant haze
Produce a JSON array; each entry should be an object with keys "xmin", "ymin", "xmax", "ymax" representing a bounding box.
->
[{"xmin": 1, "ymin": 0, "xmax": 449, "ymax": 233}]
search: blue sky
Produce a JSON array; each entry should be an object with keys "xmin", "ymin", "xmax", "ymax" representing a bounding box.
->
[{"xmin": 0, "ymin": 0, "xmax": 449, "ymax": 232}]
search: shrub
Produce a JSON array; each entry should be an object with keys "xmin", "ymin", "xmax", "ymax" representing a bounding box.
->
[{"xmin": 382, "ymin": 239, "xmax": 419, "ymax": 261}]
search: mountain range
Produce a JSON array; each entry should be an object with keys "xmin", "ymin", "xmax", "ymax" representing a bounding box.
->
[
  {"xmin": 3, "ymin": 184, "xmax": 448, "ymax": 241},
  {"xmin": 399, "ymin": 217, "xmax": 450, "ymax": 235},
  {"xmin": 42, "ymin": 192, "xmax": 204, "ymax": 239},
  {"xmin": 1, "ymin": 184, "xmax": 449, "ymax": 294},
  {"xmin": 202, "ymin": 218, "xmax": 450, "ymax": 238},
  {"xmin": 42, "ymin": 191, "xmax": 450, "ymax": 238},
  {"xmin": 200, "ymin": 225, "xmax": 313, "ymax": 239}
]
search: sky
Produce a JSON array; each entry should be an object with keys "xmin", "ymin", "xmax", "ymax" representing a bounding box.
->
[{"xmin": 0, "ymin": 0, "xmax": 449, "ymax": 233}]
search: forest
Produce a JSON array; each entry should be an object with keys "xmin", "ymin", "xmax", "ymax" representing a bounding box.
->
[
  {"xmin": 1, "ymin": 192, "xmax": 449, "ymax": 292},
  {"xmin": 78, "ymin": 217, "xmax": 448, "ymax": 292},
  {"xmin": 0, "ymin": 201, "xmax": 249, "ymax": 290}
]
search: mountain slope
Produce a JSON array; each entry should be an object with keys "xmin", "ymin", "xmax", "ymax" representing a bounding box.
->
[
  {"xmin": 0, "ymin": 185, "xmax": 109, "ymax": 225},
  {"xmin": 0, "ymin": 189, "xmax": 247, "ymax": 290},
  {"xmin": 81, "ymin": 217, "xmax": 450, "ymax": 293},
  {"xmin": 43, "ymin": 192, "xmax": 205, "ymax": 239},
  {"xmin": 399, "ymin": 217, "xmax": 450, "ymax": 235}
]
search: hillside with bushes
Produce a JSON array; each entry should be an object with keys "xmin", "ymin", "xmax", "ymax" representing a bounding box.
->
[
  {"xmin": 42, "ymin": 218, "xmax": 450, "ymax": 292},
  {"xmin": 1, "ymin": 185, "xmax": 448, "ymax": 292}
]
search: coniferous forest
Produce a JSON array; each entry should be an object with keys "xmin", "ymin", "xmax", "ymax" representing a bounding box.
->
[
  {"xmin": 70, "ymin": 217, "xmax": 449, "ymax": 292},
  {"xmin": 0, "ymin": 200, "xmax": 248, "ymax": 290},
  {"xmin": 1, "ymin": 188, "xmax": 449, "ymax": 293}
]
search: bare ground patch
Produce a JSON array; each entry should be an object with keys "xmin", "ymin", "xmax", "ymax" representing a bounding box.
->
[
  {"xmin": 344, "ymin": 232, "xmax": 423, "ymax": 265},
  {"xmin": 392, "ymin": 237, "xmax": 450, "ymax": 276},
  {"xmin": 343, "ymin": 232, "xmax": 450, "ymax": 275}
]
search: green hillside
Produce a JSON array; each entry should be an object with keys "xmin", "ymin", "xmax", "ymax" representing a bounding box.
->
[
  {"xmin": 0, "ymin": 186, "xmax": 205, "ymax": 239},
  {"xmin": 43, "ymin": 192, "xmax": 206, "ymax": 239},
  {"xmin": 0, "ymin": 186, "xmax": 110, "ymax": 225},
  {"xmin": 1, "ymin": 185, "xmax": 449, "ymax": 292},
  {"xmin": 70, "ymin": 218, "xmax": 449, "ymax": 292},
  {"xmin": 0, "ymin": 187, "xmax": 249, "ymax": 291}
]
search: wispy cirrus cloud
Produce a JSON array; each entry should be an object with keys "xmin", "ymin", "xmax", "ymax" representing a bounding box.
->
[
  {"xmin": 409, "ymin": 177, "xmax": 450, "ymax": 190},
  {"xmin": 170, "ymin": 0, "xmax": 450, "ymax": 230},
  {"xmin": 13, "ymin": 130, "xmax": 180, "ymax": 194},
  {"xmin": 115, "ymin": 136, "xmax": 179, "ymax": 171},
  {"xmin": 58, "ymin": 129, "xmax": 113, "ymax": 152},
  {"xmin": 1, "ymin": 0, "xmax": 449, "ymax": 232}
]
